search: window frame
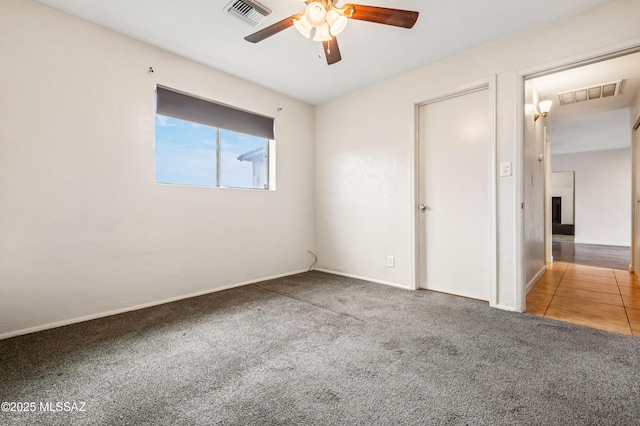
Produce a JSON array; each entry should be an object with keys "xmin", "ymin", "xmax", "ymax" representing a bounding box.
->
[{"xmin": 154, "ymin": 86, "xmax": 275, "ymax": 191}]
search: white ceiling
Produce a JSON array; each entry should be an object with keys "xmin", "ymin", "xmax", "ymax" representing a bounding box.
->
[
  {"xmin": 531, "ymin": 51, "xmax": 640, "ymax": 120},
  {"xmin": 530, "ymin": 51, "xmax": 640, "ymax": 154},
  {"xmin": 33, "ymin": 0, "xmax": 614, "ymax": 105}
]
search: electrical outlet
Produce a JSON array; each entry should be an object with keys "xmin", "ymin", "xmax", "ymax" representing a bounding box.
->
[{"xmin": 386, "ymin": 256, "xmax": 395, "ymax": 268}]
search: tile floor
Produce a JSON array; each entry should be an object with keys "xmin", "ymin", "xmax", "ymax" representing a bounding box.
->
[{"xmin": 526, "ymin": 262, "xmax": 640, "ymax": 335}]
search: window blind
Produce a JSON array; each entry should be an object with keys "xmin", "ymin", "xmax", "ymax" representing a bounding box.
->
[{"xmin": 156, "ymin": 86, "xmax": 274, "ymax": 140}]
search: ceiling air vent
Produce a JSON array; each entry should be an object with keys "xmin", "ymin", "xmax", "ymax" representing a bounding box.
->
[
  {"xmin": 225, "ymin": 0, "xmax": 271, "ymax": 26},
  {"xmin": 557, "ymin": 80, "xmax": 622, "ymax": 106}
]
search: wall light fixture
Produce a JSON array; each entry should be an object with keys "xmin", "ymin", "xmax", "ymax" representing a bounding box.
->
[{"xmin": 534, "ymin": 100, "xmax": 552, "ymax": 121}]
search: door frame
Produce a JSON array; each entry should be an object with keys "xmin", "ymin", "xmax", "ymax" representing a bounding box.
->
[
  {"xmin": 516, "ymin": 40, "xmax": 640, "ymax": 312},
  {"xmin": 544, "ymin": 126, "xmax": 552, "ymax": 264},
  {"xmin": 410, "ymin": 76, "xmax": 497, "ymax": 307},
  {"xmin": 633, "ymin": 116, "xmax": 640, "ymax": 277}
]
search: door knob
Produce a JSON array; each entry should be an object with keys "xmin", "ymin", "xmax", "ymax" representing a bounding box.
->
[{"xmin": 419, "ymin": 204, "xmax": 427, "ymax": 211}]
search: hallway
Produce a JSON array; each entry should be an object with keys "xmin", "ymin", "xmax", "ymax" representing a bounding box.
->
[
  {"xmin": 551, "ymin": 240, "xmax": 630, "ymax": 270},
  {"xmin": 527, "ymin": 262, "xmax": 640, "ymax": 335}
]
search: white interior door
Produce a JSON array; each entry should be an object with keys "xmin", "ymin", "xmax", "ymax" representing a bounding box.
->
[{"xmin": 418, "ymin": 88, "xmax": 492, "ymax": 300}]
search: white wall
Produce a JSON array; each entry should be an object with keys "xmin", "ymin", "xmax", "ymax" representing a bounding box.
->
[
  {"xmin": 523, "ymin": 83, "xmax": 546, "ymax": 287},
  {"xmin": 550, "ymin": 109, "xmax": 632, "ymax": 155},
  {"xmin": 0, "ymin": 0, "xmax": 316, "ymax": 337},
  {"xmin": 553, "ymin": 149, "xmax": 631, "ymax": 246},
  {"xmin": 315, "ymin": 0, "xmax": 640, "ymax": 310}
]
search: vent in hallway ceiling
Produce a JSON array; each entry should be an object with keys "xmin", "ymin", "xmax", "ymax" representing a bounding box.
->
[
  {"xmin": 557, "ymin": 80, "xmax": 622, "ymax": 106},
  {"xmin": 225, "ymin": 0, "xmax": 272, "ymax": 26}
]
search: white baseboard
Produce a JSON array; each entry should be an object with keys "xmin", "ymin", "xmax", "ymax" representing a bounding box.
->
[
  {"xmin": 493, "ymin": 304, "xmax": 518, "ymax": 312},
  {"xmin": 574, "ymin": 239, "xmax": 630, "ymax": 247},
  {"xmin": 0, "ymin": 269, "xmax": 309, "ymax": 341},
  {"xmin": 314, "ymin": 268, "xmax": 411, "ymax": 290},
  {"xmin": 526, "ymin": 265, "xmax": 547, "ymax": 294}
]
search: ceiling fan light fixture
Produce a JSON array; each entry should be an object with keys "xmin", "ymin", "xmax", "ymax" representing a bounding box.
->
[
  {"xmin": 313, "ymin": 22, "xmax": 332, "ymax": 42},
  {"xmin": 305, "ymin": 1, "xmax": 327, "ymax": 27},
  {"xmin": 243, "ymin": 3, "xmax": 419, "ymax": 66},
  {"xmin": 326, "ymin": 9, "xmax": 347, "ymax": 36},
  {"xmin": 293, "ymin": 15, "xmax": 312, "ymax": 38}
]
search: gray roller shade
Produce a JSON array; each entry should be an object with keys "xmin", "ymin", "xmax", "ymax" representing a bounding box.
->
[{"xmin": 156, "ymin": 86, "xmax": 274, "ymax": 139}]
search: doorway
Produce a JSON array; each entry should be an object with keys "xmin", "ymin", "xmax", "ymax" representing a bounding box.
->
[
  {"xmin": 523, "ymin": 47, "xmax": 640, "ymax": 282},
  {"xmin": 522, "ymin": 48, "xmax": 640, "ymax": 316},
  {"xmin": 416, "ymin": 81, "xmax": 495, "ymax": 301},
  {"xmin": 550, "ymin": 170, "xmax": 575, "ymax": 241}
]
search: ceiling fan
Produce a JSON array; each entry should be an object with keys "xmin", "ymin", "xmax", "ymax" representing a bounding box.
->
[{"xmin": 244, "ymin": 0, "xmax": 419, "ymax": 65}]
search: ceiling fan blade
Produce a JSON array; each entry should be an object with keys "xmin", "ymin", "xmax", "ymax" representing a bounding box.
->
[
  {"xmin": 322, "ymin": 37, "xmax": 342, "ymax": 65},
  {"xmin": 244, "ymin": 14, "xmax": 302, "ymax": 43},
  {"xmin": 342, "ymin": 4, "xmax": 418, "ymax": 28}
]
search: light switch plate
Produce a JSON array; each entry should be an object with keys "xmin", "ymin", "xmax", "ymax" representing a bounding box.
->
[{"xmin": 499, "ymin": 161, "xmax": 512, "ymax": 177}]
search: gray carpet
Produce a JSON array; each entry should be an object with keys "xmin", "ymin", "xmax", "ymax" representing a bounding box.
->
[{"xmin": 1, "ymin": 271, "xmax": 639, "ymax": 425}]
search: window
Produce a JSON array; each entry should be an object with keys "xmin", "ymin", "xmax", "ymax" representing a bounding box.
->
[{"xmin": 155, "ymin": 86, "xmax": 274, "ymax": 190}]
